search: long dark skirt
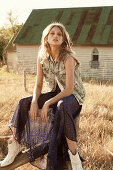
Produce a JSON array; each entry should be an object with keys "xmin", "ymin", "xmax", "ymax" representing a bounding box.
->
[{"xmin": 9, "ymin": 85, "xmax": 82, "ymax": 169}]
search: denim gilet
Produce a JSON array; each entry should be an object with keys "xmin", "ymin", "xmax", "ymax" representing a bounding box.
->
[{"xmin": 40, "ymin": 53, "xmax": 85, "ymax": 103}]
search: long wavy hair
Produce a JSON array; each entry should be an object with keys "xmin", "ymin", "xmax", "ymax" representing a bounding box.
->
[{"xmin": 38, "ymin": 22, "xmax": 74, "ymax": 61}]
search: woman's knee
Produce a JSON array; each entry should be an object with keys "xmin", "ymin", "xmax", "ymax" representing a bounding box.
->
[
  {"xmin": 57, "ymin": 96, "xmax": 73, "ymax": 110},
  {"xmin": 19, "ymin": 96, "xmax": 32, "ymax": 106},
  {"xmin": 57, "ymin": 99, "xmax": 66, "ymax": 109}
]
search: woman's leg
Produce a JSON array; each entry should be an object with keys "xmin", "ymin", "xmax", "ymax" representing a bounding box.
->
[
  {"xmin": 46, "ymin": 95, "xmax": 81, "ymax": 169},
  {"xmin": 66, "ymin": 115, "xmax": 80, "ymax": 155},
  {"xmin": 11, "ymin": 127, "xmax": 16, "ymax": 142},
  {"xmin": 0, "ymin": 96, "xmax": 33, "ymax": 167},
  {"xmin": 11, "ymin": 87, "xmax": 60, "ymax": 142},
  {"xmin": 0, "ymin": 86, "xmax": 61, "ymax": 167},
  {"xmin": 10, "ymin": 96, "xmax": 33, "ymax": 142},
  {"xmin": 56, "ymin": 96, "xmax": 80, "ymax": 153},
  {"xmin": 56, "ymin": 95, "xmax": 83, "ymax": 170},
  {"xmin": 66, "ymin": 137, "xmax": 78, "ymax": 155}
]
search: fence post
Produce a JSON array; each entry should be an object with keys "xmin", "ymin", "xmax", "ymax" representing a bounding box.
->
[{"xmin": 23, "ymin": 70, "xmax": 26, "ymax": 91}]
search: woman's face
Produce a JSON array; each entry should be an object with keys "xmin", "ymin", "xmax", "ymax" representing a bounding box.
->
[{"xmin": 47, "ymin": 26, "xmax": 64, "ymax": 47}]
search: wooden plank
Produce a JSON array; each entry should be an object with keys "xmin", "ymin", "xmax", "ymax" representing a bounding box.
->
[
  {"xmin": 0, "ymin": 136, "xmax": 12, "ymax": 139},
  {"xmin": 0, "ymin": 152, "xmax": 73, "ymax": 170},
  {"xmin": 0, "ymin": 152, "xmax": 29, "ymax": 170}
]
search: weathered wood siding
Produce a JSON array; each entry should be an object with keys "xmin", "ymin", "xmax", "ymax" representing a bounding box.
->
[
  {"xmin": 16, "ymin": 45, "xmax": 39, "ymax": 74},
  {"xmin": 7, "ymin": 51, "xmax": 18, "ymax": 72},
  {"xmin": 72, "ymin": 46, "xmax": 113, "ymax": 81},
  {"xmin": 7, "ymin": 45, "xmax": 113, "ymax": 81}
]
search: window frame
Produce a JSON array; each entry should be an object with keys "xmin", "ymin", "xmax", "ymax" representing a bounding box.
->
[{"xmin": 90, "ymin": 48, "xmax": 99, "ymax": 69}]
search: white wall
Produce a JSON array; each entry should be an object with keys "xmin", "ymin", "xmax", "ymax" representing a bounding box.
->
[
  {"xmin": 7, "ymin": 51, "xmax": 18, "ymax": 72},
  {"xmin": 8, "ymin": 45, "xmax": 113, "ymax": 81},
  {"xmin": 16, "ymin": 45, "xmax": 39, "ymax": 74},
  {"xmin": 72, "ymin": 46, "xmax": 113, "ymax": 81}
]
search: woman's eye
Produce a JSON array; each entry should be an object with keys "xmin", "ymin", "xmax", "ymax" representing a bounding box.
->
[
  {"xmin": 57, "ymin": 33, "xmax": 62, "ymax": 36},
  {"xmin": 50, "ymin": 32, "xmax": 54, "ymax": 35}
]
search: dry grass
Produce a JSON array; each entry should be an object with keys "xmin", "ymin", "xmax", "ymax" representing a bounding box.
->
[
  {"xmin": 0, "ymin": 65, "xmax": 113, "ymax": 170},
  {"xmin": 79, "ymin": 82, "xmax": 113, "ymax": 170}
]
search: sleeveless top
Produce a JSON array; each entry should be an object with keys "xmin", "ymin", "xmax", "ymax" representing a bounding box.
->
[{"xmin": 40, "ymin": 52, "xmax": 85, "ymax": 103}]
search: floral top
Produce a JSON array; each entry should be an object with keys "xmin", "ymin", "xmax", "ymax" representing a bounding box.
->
[{"xmin": 40, "ymin": 52, "xmax": 85, "ymax": 103}]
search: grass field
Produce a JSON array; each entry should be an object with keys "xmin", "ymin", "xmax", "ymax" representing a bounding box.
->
[{"xmin": 0, "ymin": 66, "xmax": 113, "ymax": 170}]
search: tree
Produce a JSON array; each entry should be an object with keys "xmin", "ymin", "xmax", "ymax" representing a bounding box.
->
[
  {"xmin": 6, "ymin": 10, "xmax": 22, "ymax": 35},
  {"xmin": 0, "ymin": 10, "xmax": 23, "ymax": 63}
]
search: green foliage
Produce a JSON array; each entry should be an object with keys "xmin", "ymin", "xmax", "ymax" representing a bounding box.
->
[
  {"xmin": 0, "ymin": 10, "xmax": 23, "ymax": 62},
  {"xmin": 0, "ymin": 28, "xmax": 7, "ymax": 60},
  {"xmin": 0, "ymin": 42, "xmax": 5, "ymax": 60}
]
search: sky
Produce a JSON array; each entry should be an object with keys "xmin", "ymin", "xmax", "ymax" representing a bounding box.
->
[{"xmin": 0, "ymin": 0, "xmax": 113, "ymax": 28}]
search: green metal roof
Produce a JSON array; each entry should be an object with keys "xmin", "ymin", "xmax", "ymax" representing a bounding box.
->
[{"xmin": 14, "ymin": 6, "xmax": 113, "ymax": 46}]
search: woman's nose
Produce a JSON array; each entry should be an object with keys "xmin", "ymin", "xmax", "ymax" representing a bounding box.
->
[{"xmin": 54, "ymin": 33, "xmax": 58, "ymax": 37}]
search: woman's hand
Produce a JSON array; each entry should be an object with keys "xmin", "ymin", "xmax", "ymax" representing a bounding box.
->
[
  {"xmin": 30, "ymin": 101, "xmax": 38, "ymax": 121},
  {"xmin": 41, "ymin": 101, "xmax": 49, "ymax": 123}
]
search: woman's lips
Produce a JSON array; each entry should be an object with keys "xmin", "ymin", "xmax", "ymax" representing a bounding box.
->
[{"xmin": 53, "ymin": 39, "xmax": 58, "ymax": 41}]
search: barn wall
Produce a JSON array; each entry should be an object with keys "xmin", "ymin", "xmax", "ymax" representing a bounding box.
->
[
  {"xmin": 8, "ymin": 45, "xmax": 113, "ymax": 81},
  {"xmin": 72, "ymin": 46, "xmax": 113, "ymax": 81},
  {"xmin": 16, "ymin": 45, "xmax": 39, "ymax": 74},
  {"xmin": 7, "ymin": 51, "xmax": 18, "ymax": 72}
]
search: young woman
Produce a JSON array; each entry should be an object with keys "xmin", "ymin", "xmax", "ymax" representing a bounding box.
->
[{"xmin": 0, "ymin": 22, "xmax": 85, "ymax": 170}]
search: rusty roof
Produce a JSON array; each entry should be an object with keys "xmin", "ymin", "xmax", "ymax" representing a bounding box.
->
[{"xmin": 14, "ymin": 6, "xmax": 113, "ymax": 46}]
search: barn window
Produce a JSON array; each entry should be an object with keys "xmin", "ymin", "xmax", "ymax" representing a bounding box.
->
[{"xmin": 91, "ymin": 48, "xmax": 99, "ymax": 69}]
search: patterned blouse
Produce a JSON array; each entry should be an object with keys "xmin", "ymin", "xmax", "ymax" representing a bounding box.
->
[{"xmin": 40, "ymin": 52, "xmax": 85, "ymax": 103}]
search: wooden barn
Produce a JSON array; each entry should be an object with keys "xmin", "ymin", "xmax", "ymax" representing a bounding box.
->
[{"xmin": 6, "ymin": 6, "xmax": 113, "ymax": 81}]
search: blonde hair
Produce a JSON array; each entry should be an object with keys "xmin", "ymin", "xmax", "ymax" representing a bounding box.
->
[{"xmin": 38, "ymin": 22, "xmax": 73, "ymax": 61}]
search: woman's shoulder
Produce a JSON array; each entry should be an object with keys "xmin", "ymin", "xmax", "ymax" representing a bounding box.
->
[
  {"xmin": 63, "ymin": 52, "xmax": 80, "ymax": 66},
  {"xmin": 38, "ymin": 55, "xmax": 48, "ymax": 65}
]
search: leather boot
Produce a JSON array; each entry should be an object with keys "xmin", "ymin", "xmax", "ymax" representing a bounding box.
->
[{"xmin": 0, "ymin": 139, "xmax": 22, "ymax": 167}]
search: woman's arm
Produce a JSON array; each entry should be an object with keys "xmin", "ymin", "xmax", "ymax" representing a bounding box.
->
[
  {"xmin": 47, "ymin": 56, "xmax": 75, "ymax": 104},
  {"xmin": 32, "ymin": 58, "xmax": 44, "ymax": 103},
  {"xmin": 41, "ymin": 56, "xmax": 76, "ymax": 122},
  {"xmin": 30, "ymin": 57, "xmax": 44, "ymax": 121}
]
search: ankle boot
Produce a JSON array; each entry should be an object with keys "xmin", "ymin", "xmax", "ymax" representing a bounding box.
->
[
  {"xmin": 68, "ymin": 150, "xmax": 83, "ymax": 170},
  {"xmin": 0, "ymin": 139, "xmax": 22, "ymax": 167}
]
